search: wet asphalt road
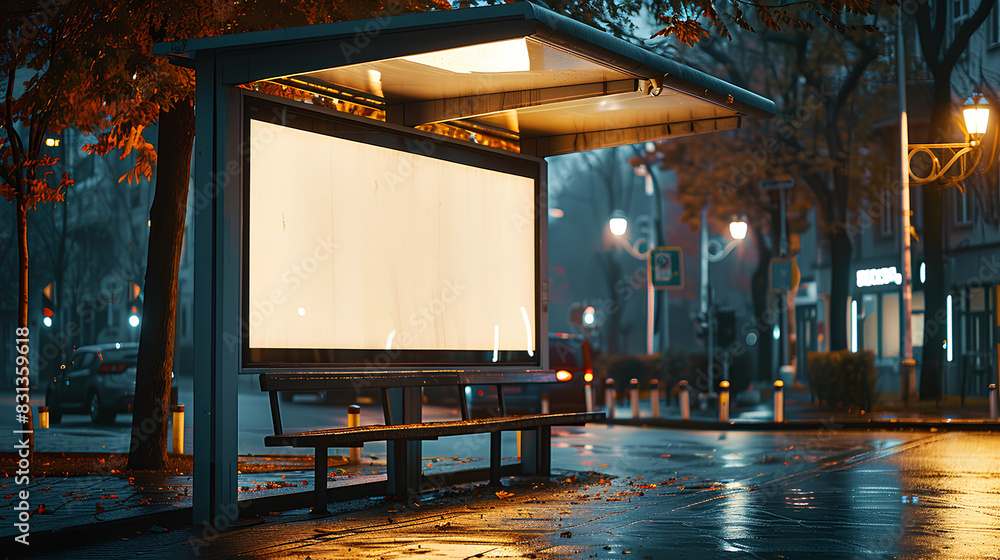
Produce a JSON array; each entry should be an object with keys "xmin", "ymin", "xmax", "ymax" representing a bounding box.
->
[{"xmin": 13, "ymin": 425, "xmax": 999, "ymax": 559}]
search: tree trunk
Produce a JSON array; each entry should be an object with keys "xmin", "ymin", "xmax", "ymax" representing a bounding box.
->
[
  {"xmin": 828, "ymin": 227, "xmax": 852, "ymax": 351},
  {"xmin": 16, "ymin": 198, "xmax": 34, "ymax": 464},
  {"xmin": 918, "ymin": 83, "xmax": 954, "ymax": 401},
  {"xmin": 127, "ymin": 97, "xmax": 195, "ymax": 470}
]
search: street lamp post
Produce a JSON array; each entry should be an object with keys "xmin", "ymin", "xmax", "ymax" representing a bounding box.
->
[
  {"xmin": 700, "ymin": 208, "xmax": 746, "ymax": 391},
  {"xmin": 897, "ymin": 9, "xmax": 992, "ymax": 402},
  {"xmin": 609, "ymin": 212, "xmax": 657, "ymax": 355}
]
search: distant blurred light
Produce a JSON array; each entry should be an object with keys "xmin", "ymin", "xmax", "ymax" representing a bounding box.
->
[
  {"xmin": 42, "ymin": 316, "xmax": 52, "ymax": 328},
  {"xmin": 582, "ymin": 306, "xmax": 595, "ymax": 326},
  {"xmin": 45, "ymin": 137, "xmax": 59, "ymax": 147},
  {"xmin": 549, "ymin": 208, "xmax": 564, "ymax": 218},
  {"xmin": 556, "ymin": 370, "xmax": 573, "ymax": 382},
  {"xmin": 851, "ymin": 299, "xmax": 858, "ymax": 352},
  {"xmin": 772, "ymin": 324, "xmax": 780, "ymax": 340},
  {"xmin": 609, "ymin": 210, "xmax": 628, "ymax": 236},
  {"xmin": 946, "ymin": 294, "xmax": 953, "ymax": 362},
  {"xmin": 129, "ymin": 314, "xmax": 140, "ymax": 328},
  {"xmin": 298, "ymin": 307, "xmax": 306, "ymax": 316}
]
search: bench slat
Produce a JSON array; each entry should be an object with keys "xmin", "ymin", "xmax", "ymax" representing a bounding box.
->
[{"xmin": 264, "ymin": 412, "xmax": 604, "ymax": 447}]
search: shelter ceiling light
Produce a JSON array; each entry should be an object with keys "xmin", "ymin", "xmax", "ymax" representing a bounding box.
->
[{"xmin": 400, "ymin": 38, "xmax": 531, "ymax": 74}]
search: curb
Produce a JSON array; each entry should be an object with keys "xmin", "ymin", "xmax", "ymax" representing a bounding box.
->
[{"xmin": 604, "ymin": 418, "xmax": 1000, "ymax": 431}]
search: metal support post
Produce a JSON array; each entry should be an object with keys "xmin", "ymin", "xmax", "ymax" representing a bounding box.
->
[
  {"xmin": 679, "ymin": 380, "xmax": 690, "ymax": 420},
  {"xmin": 650, "ymin": 379, "xmax": 660, "ymax": 418},
  {"xmin": 990, "ymin": 384, "xmax": 998, "ymax": 421},
  {"xmin": 605, "ymin": 378, "xmax": 616, "ymax": 420},
  {"xmin": 773, "ymin": 380, "xmax": 784, "ymax": 423},
  {"xmin": 173, "ymin": 404, "xmax": 185, "ymax": 454},
  {"xmin": 348, "ymin": 405, "xmax": 361, "ymax": 465},
  {"xmin": 630, "ymin": 378, "xmax": 640, "ymax": 419},
  {"xmin": 718, "ymin": 380, "xmax": 730, "ymax": 423}
]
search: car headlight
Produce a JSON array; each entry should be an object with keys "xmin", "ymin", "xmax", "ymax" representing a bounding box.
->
[{"xmin": 555, "ymin": 370, "xmax": 573, "ymax": 383}]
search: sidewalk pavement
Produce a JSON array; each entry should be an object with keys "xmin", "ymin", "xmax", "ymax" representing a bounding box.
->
[{"xmin": 2, "ymin": 391, "xmax": 998, "ymax": 556}]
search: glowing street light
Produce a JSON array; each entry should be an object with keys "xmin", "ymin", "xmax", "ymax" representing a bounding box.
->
[
  {"xmin": 608, "ymin": 210, "xmax": 628, "ymax": 236},
  {"xmin": 728, "ymin": 218, "xmax": 748, "ymax": 241},
  {"xmin": 963, "ymin": 94, "xmax": 991, "ymax": 142}
]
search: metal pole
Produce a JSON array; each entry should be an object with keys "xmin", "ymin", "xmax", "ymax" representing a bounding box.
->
[
  {"xmin": 718, "ymin": 380, "xmax": 730, "ymax": 423},
  {"xmin": 630, "ymin": 378, "xmax": 640, "ymax": 418},
  {"xmin": 989, "ymin": 384, "xmax": 998, "ymax": 421},
  {"xmin": 773, "ymin": 380, "xmax": 784, "ymax": 423},
  {"xmin": 605, "ymin": 378, "xmax": 616, "ymax": 420},
  {"xmin": 700, "ymin": 208, "xmax": 714, "ymax": 391},
  {"xmin": 678, "ymin": 380, "xmax": 690, "ymax": 420},
  {"xmin": 173, "ymin": 404, "xmax": 185, "ymax": 454},
  {"xmin": 650, "ymin": 378, "xmax": 660, "ymax": 418},
  {"xmin": 348, "ymin": 405, "xmax": 361, "ymax": 464},
  {"xmin": 647, "ymin": 216, "xmax": 655, "ymax": 355},
  {"xmin": 779, "ymin": 187, "xmax": 789, "ymax": 376},
  {"xmin": 897, "ymin": 7, "xmax": 916, "ymax": 404}
]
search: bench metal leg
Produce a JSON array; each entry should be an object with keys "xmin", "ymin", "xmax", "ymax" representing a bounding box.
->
[
  {"xmin": 314, "ymin": 447, "xmax": 328, "ymax": 513},
  {"xmin": 489, "ymin": 431, "xmax": 502, "ymax": 485},
  {"xmin": 519, "ymin": 429, "xmax": 538, "ymax": 475},
  {"xmin": 387, "ymin": 387, "xmax": 423, "ymax": 498},
  {"xmin": 536, "ymin": 425, "xmax": 552, "ymax": 476}
]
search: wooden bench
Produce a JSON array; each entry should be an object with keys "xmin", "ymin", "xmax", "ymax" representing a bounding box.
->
[{"xmin": 259, "ymin": 369, "xmax": 604, "ymax": 511}]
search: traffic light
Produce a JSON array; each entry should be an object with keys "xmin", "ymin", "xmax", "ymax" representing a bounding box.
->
[
  {"xmin": 717, "ymin": 308, "xmax": 736, "ymax": 347},
  {"xmin": 42, "ymin": 282, "xmax": 55, "ymax": 327},
  {"xmin": 128, "ymin": 281, "xmax": 142, "ymax": 328},
  {"xmin": 694, "ymin": 313, "xmax": 709, "ymax": 341}
]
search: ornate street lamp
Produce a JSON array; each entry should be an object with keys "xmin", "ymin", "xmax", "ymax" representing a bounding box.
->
[{"xmin": 907, "ymin": 93, "xmax": 992, "ymax": 185}]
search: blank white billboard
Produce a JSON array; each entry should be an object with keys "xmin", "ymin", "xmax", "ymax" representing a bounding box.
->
[{"xmin": 247, "ymin": 119, "xmax": 537, "ymax": 360}]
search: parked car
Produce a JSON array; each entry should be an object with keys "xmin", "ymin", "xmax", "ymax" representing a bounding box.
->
[
  {"xmin": 466, "ymin": 333, "xmax": 594, "ymax": 416},
  {"xmin": 46, "ymin": 342, "xmax": 140, "ymax": 424},
  {"xmin": 545, "ymin": 333, "xmax": 594, "ymax": 413}
]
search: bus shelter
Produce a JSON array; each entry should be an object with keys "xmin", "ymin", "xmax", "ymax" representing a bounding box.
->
[{"xmin": 154, "ymin": 2, "xmax": 775, "ymax": 526}]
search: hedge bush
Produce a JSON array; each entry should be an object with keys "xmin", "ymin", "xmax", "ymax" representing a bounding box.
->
[{"xmin": 807, "ymin": 350, "xmax": 877, "ymax": 410}]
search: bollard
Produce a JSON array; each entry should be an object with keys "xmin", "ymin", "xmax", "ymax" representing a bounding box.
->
[
  {"xmin": 584, "ymin": 383, "xmax": 593, "ymax": 413},
  {"xmin": 172, "ymin": 404, "xmax": 184, "ymax": 454},
  {"xmin": 990, "ymin": 384, "xmax": 998, "ymax": 422},
  {"xmin": 773, "ymin": 380, "xmax": 785, "ymax": 423},
  {"xmin": 348, "ymin": 405, "xmax": 361, "ymax": 464},
  {"xmin": 678, "ymin": 380, "xmax": 690, "ymax": 420},
  {"xmin": 650, "ymin": 379, "xmax": 660, "ymax": 419},
  {"xmin": 718, "ymin": 380, "xmax": 730, "ymax": 423},
  {"xmin": 605, "ymin": 378, "xmax": 616, "ymax": 420},
  {"xmin": 541, "ymin": 393, "xmax": 550, "ymax": 415},
  {"xmin": 39, "ymin": 406, "xmax": 49, "ymax": 429},
  {"xmin": 630, "ymin": 378, "xmax": 640, "ymax": 419}
]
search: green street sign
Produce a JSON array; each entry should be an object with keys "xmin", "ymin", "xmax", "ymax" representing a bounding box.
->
[{"xmin": 649, "ymin": 247, "xmax": 684, "ymax": 290}]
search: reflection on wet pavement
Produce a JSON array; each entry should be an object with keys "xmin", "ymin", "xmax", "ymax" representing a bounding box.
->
[{"xmin": 19, "ymin": 428, "xmax": 1000, "ymax": 559}]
